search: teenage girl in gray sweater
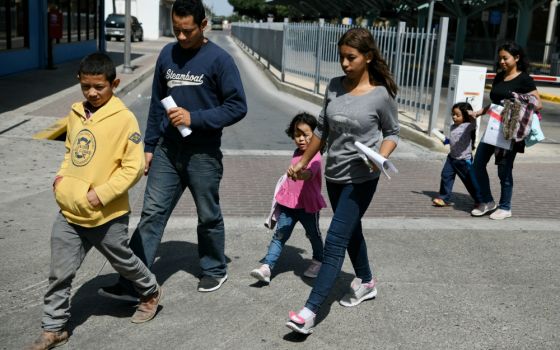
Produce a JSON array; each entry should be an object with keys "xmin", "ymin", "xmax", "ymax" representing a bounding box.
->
[{"xmin": 285, "ymin": 27, "xmax": 400, "ymax": 335}]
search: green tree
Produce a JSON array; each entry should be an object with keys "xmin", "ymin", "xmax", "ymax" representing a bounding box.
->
[{"xmin": 229, "ymin": 0, "xmax": 269, "ymax": 20}]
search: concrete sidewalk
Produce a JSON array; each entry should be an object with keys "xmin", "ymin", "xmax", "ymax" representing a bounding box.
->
[{"xmin": 0, "ymin": 48, "xmax": 157, "ymax": 140}]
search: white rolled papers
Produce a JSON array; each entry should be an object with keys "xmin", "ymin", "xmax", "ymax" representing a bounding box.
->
[
  {"xmin": 354, "ymin": 141, "xmax": 399, "ymax": 179},
  {"xmin": 431, "ymin": 128, "xmax": 447, "ymax": 143},
  {"xmin": 161, "ymin": 96, "xmax": 192, "ymax": 137}
]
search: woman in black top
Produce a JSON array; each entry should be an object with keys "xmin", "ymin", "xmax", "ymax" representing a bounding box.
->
[{"xmin": 470, "ymin": 42, "xmax": 542, "ymax": 220}]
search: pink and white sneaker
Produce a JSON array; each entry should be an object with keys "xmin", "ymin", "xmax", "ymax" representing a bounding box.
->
[
  {"xmin": 250, "ymin": 264, "xmax": 271, "ymax": 283},
  {"xmin": 285, "ymin": 309, "xmax": 315, "ymax": 335}
]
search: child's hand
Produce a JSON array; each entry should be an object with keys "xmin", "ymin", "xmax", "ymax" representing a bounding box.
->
[
  {"xmin": 86, "ymin": 188, "xmax": 102, "ymax": 208},
  {"xmin": 52, "ymin": 175, "xmax": 63, "ymax": 192},
  {"xmin": 295, "ymin": 169, "xmax": 312, "ymax": 181},
  {"xmin": 287, "ymin": 162, "xmax": 306, "ymax": 180}
]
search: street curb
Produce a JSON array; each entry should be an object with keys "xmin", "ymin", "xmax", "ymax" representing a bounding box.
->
[
  {"xmin": 540, "ymin": 92, "xmax": 560, "ymax": 103},
  {"xmin": 31, "ymin": 55, "xmax": 156, "ymax": 140}
]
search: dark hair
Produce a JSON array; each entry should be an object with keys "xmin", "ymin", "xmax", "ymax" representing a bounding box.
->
[
  {"xmin": 78, "ymin": 52, "xmax": 116, "ymax": 83},
  {"xmin": 338, "ymin": 28, "xmax": 398, "ymax": 99},
  {"xmin": 285, "ymin": 112, "xmax": 317, "ymax": 138},
  {"xmin": 172, "ymin": 0, "xmax": 206, "ymax": 26},
  {"xmin": 452, "ymin": 102, "xmax": 476, "ymax": 149},
  {"xmin": 451, "ymin": 102, "xmax": 474, "ymax": 123},
  {"xmin": 495, "ymin": 41, "xmax": 530, "ymax": 73}
]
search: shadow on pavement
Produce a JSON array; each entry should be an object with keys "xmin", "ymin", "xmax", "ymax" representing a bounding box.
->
[
  {"xmin": 66, "ymin": 239, "xmax": 230, "ymax": 333},
  {"xmin": 414, "ymin": 190, "xmax": 477, "ymax": 214},
  {"xmin": 0, "ymin": 52, "xmax": 141, "ymax": 114}
]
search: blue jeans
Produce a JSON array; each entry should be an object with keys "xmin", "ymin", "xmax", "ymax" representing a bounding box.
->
[
  {"xmin": 305, "ymin": 179, "xmax": 378, "ymax": 313},
  {"xmin": 119, "ymin": 140, "xmax": 226, "ymax": 290},
  {"xmin": 260, "ymin": 205, "xmax": 323, "ymax": 270},
  {"xmin": 439, "ymin": 155, "xmax": 482, "ymax": 203},
  {"xmin": 473, "ymin": 142, "xmax": 517, "ymax": 210}
]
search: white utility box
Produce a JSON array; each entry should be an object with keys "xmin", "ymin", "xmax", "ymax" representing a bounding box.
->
[{"xmin": 445, "ymin": 64, "xmax": 487, "ymax": 133}]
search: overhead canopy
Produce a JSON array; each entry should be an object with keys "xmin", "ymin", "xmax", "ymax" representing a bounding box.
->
[{"xmin": 267, "ymin": 0, "xmax": 412, "ymax": 19}]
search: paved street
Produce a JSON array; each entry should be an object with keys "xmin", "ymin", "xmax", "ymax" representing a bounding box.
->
[{"xmin": 0, "ymin": 32, "xmax": 559, "ymax": 349}]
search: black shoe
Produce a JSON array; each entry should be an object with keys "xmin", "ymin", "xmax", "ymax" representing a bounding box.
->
[
  {"xmin": 98, "ymin": 283, "xmax": 140, "ymax": 303},
  {"xmin": 197, "ymin": 274, "xmax": 228, "ymax": 292}
]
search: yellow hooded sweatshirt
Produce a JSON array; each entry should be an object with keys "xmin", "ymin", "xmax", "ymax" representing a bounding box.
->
[{"xmin": 55, "ymin": 96, "xmax": 145, "ymax": 227}]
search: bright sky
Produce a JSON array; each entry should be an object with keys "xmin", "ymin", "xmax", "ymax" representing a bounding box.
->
[{"xmin": 203, "ymin": 0, "xmax": 234, "ymax": 16}]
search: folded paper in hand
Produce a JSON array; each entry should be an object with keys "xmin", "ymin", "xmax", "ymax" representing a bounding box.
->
[
  {"xmin": 354, "ymin": 141, "xmax": 398, "ymax": 179},
  {"xmin": 161, "ymin": 96, "xmax": 192, "ymax": 137}
]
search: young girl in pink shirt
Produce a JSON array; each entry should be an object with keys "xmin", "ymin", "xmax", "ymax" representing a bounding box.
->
[{"xmin": 250, "ymin": 113, "xmax": 326, "ymax": 284}]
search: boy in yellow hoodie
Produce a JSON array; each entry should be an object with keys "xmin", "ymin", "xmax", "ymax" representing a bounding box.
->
[{"xmin": 25, "ymin": 53, "xmax": 161, "ymax": 350}]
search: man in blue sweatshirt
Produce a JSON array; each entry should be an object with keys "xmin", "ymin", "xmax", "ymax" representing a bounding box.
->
[{"xmin": 99, "ymin": 0, "xmax": 247, "ymax": 298}]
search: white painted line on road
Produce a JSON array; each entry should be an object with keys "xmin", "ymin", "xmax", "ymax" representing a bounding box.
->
[
  {"xmin": 130, "ymin": 216, "xmax": 560, "ymax": 232},
  {"xmin": 21, "ymin": 279, "xmax": 48, "ymax": 292}
]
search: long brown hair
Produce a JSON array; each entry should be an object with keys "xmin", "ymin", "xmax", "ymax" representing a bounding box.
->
[{"xmin": 338, "ymin": 28, "xmax": 398, "ymax": 99}]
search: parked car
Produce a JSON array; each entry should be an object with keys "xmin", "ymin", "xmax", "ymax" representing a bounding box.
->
[
  {"xmin": 105, "ymin": 13, "xmax": 143, "ymax": 42},
  {"xmin": 211, "ymin": 17, "xmax": 224, "ymax": 30}
]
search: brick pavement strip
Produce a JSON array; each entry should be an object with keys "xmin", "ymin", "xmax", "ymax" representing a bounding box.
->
[{"xmin": 131, "ymin": 155, "xmax": 560, "ymax": 220}]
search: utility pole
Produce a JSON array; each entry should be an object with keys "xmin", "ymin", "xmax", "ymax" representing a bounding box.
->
[
  {"xmin": 543, "ymin": 0, "xmax": 558, "ymax": 64},
  {"xmin": 122, "ymin": 0, "xmax": 132, "ymax": 74}
]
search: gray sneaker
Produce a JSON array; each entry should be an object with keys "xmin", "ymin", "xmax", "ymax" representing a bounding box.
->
[
  {"xmin": 471, "ymin": 201, "xmax": 497, "ymax": 217},
  {"xmin": 339, "ymin": 278, "xmax": 377, "ymax": 307},
  {"xmin": 489, "ymin": 209, "xmax": 512, "ymax": 220}
]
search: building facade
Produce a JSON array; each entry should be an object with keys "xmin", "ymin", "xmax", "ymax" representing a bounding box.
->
[
  {"xmin": 103, "ymin": 0, "xmax": 174, "ymax": 40},
  {"xmin": 0, "ymin": 0, "xmax": 101, "ymax": 76}
]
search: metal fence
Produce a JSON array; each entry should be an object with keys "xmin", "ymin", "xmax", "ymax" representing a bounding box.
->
[{"xmin": 232, "ymin": 18, "xmax": 449, "ymax": 130}]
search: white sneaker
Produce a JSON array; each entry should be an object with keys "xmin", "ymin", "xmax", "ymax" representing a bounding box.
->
[
  {"xmin": 303, "ymin": 260, "xmax": 322, "ymax": 278},
  {"xmin": 250, "ymin": 264, "xmax": 271, "ymax": 283},
  {"xmin": 339, "ymin": 278, "xmax": 377, "ymax": 307},
  {"xmin": 489, "ymin": 209, "xmax": 512, "ymax": 220},
  {"xmin": 471, "ymin": 201, "xmax": 497, "ymax": 216}
]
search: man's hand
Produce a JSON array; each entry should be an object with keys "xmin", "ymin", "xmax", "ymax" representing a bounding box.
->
[
  {"xmin": 168, "ymin": 107, "xmax": 191, "ymax": 128},
  {"xmin": 144, "ymin": 152, "xmax": 153, "ymax": 176},
  {"xmin": 86, "ymin": 188, "xmax": 102, "ymax": 207}
]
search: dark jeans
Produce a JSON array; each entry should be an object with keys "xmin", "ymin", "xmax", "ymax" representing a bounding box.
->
[
  {"xmin": 260, "ymin": 205, "xmax": 323, "ymax": 270},
  {"xmin": 473, "ymin": 142, "xmax": 517, "ymax": 211},
  {"xmin": 119, "ymin": 141, "xmax": 226, "ymax": 291},
  {"xmin": 305, "ymin": 179, "xmax": 378, "ymax": 313},
  {"xmin": 438, "ymin": 155, "xmax": 482, "ymax": 204}
]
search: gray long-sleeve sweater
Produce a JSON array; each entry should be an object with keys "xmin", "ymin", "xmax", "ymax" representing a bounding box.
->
[{"xmin": 315, "ymin": 77, "xmax": 400, "ymax": 184}]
